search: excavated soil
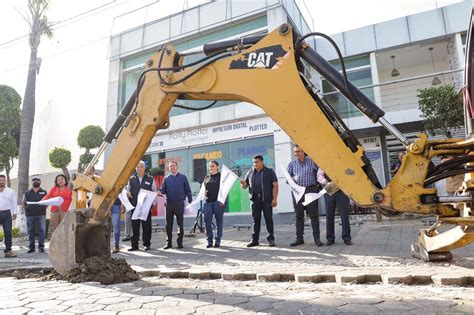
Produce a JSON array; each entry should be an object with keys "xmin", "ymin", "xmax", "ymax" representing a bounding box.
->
[{"xmin": 4, "ymin": 257, "xmax": 140, "ymax": 285}]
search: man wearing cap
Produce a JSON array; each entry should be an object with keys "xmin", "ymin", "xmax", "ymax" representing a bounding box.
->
[
  {"xmin": 22, "ymin": 176, "xmax": 48, "ymax": 253},
  {"xmin": 0, "ymin": 174, "xmax": 17, "ymax": 257}
]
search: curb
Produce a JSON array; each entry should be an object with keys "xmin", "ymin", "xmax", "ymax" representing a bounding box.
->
[{"xmin": 137, "ymin": 269, "xmax": 474, "ymax": 287}]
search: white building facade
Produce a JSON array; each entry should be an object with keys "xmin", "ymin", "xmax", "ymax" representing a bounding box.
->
[{"xmin": 105, "ymin": 0, "xmax": 471, "ymax": 217}]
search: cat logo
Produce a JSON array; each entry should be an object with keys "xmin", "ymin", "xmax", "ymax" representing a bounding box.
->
[
  {"xmin": 247, "ymin": 52, "xmax": 274, "ymax": 68},
  {"xmin": 229, "ymin": 45, "xmax": 288, "ymax": 70}
]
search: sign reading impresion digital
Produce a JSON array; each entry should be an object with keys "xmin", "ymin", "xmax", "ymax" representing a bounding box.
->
[{"xmin": 147, "ymin": 117, "xmax": 275, "ymax": 153}]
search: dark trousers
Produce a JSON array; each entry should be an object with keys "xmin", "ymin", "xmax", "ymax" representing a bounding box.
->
[
  {"xmin": 203, "ymin": 201, "xmax": 224, "ymax": 245},
  {"xmin": 0, "ymin": 210, "xmax": 13, "ymax": 252},
  {"xmin": 293, "ymin": 186, "xmax": 320, "ymax": 242},
  {"xmin": 251, "ymin": 200, "xmax": 274, "ymax": 243},
  {"xmin": 131, "ymin": 209, "xmax": 152, "ymax": 249},
  {"xmin": 165, "ymin": 201, "xmax": 184, "ymax": 246},
  {"xmin": 26, "ymin": 215, "xmax": 46, "ymax": 250},
  {"xmin": 325, "ymin": 191, "xmax": 351, "ymax": 242}
]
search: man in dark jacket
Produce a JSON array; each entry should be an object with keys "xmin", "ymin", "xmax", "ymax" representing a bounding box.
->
[
  {"xmin": 22, "ymin": 176, "xmax": 47, "ymax": 253},
  {"xmin": 126, "ymin": 161, "xmax": 157, "ymax": 251},
  {"xmin": 241, "ymin": 155, "xmax": 279, "ymax": 247},
  {"xmin": 159, "ymin": 161, "xmax": 192, "ymax": 249}
]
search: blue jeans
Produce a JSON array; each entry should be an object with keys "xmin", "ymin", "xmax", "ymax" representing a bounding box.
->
[
  {"xmin": 325, "ymin": 191, "xmax": 351, "ymax": 242},
  {"xmin": 0, "ymin": 210, "xmax": 13, "ymax": 252},
  {"xmin": 26, "ymin": 215, "xmax": 46, "ymax": 250},
  {"xmin": 203, "ymin": 201, "xmax": 224, "ymax": 245},
  {"xmin": 111, "ymin": 205, "xmax": 121, "ymax": 247}
]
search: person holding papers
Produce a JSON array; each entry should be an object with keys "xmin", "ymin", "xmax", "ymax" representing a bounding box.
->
[
  {"xmin": 241, "ymin": 155, "xmax": 278, "ymax": 248},
  {"xmin": 22, "ymin": 176, "xmax": 47, "ymax": 253},
  {"xmin": 287, "ymin": 145, "xmax": 323, "ymax": 247},
  {"xmin": 0, "ymin": 174, "xmax": 17, "ymax": 257},
  {"xmin": 159, "ymin": 161, "xmax": 193, "ymax": 250},
  {"xmin": 43, "ymin": 174, "xmax": 72, "ymax": 233},
  {"xmin": 203, "ymin": 160, "xmax": 225, "ymax": 248},
  {"xmin": 126, "ymin": 161, "xmax": 156, "ymax": 251},
  {"xmin": 317, "ymin": 169, "xmax": 353, "ymax": 246}
]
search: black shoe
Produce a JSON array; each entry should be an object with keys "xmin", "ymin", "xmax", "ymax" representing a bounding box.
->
[
  {"xmin": 163, "ymin": 244, "xmax": 172, "ymax": 250},
  {"xmin": 268, "ymin": 240, "xmax": 275, "ymax": 247},
  {"xmin": 27, "ymin": 249, "xmax": 35, "ymax": 254},
  {"xmin": 39, "ymin": 248, "xmax": 45, "ymax": 253},
  {"xmin": 122, "ymin": 237, "xmax": 131, "ymax": 242},
  {"xmin": 326, "ymin": 240, "xmax": 335, "ymax": 246},
  {"xmin": 177, "ymin": 244, "xmax": 183, "ymax": 249},
  {"xmin": 290, "ymin": 240, "xmax": 304, "ymax": 247},
  {"xmin": 315, "ymin": 239, "xmax": 324, "ymax": 247},
  {"xmin": 128, "ymin": 247, "xmax": 139, "ymax": 252},
  {"xmin": 246, "ymin": 241, "xmax": 259, "ymax": 247},
  {"xmin": 344, "ymin": 240, "xmax": 353, "ymax": 246},
  {"xmin": 206, "ymin": 244, "xmax": 213, "ymax": 248},
  {"xmin": 214, "ymin": 243, "xmax": 220, "ymax": 248},
  {"xmin": 144, "ymin": 246, "xmax": 151, "ymax": 251}
]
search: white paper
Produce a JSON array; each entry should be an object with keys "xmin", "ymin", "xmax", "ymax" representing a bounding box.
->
[
  {"xmin": 27, "ymin": 196, "xmax": 64, "ymax": 207},
  {"xmin": 280, "ymin": 164, "xmax": 306, "ymax": 203},
  {"xmin": 302, "ymin": 189, "xmax": 327, "ymax": 206},
  {"xmin": 185, "ymin": 183, "xmax": 206, "ymax": 213},
  {"xmin": 131, "ymin": 189, "xmax": 156, "ymax": 221},
  {"xmin": 218, "ymin": 165, "xmax": 239, "ymax": 204},
  {"xmin": 118, "ymin": 188, "xmax": 134, "ymax": 212}
]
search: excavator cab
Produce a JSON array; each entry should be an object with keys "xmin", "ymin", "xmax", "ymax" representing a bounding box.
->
[{"xmin": 49, "ymin": 11, "xmax": 474, "ymax": 275}]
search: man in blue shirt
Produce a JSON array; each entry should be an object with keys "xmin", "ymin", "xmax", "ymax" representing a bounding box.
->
[{"xmin": 159, "ymin": 161, "xmax": 192, "ymax": 249}]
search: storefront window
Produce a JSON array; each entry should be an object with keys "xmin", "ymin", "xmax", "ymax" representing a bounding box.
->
[
  {"xmin": 146, "ymin": 136, "xmax": 275, "ymax": 216},
  {"xmin": 320, "ymin": 55, "xmax": 374, "ymax": 119}
]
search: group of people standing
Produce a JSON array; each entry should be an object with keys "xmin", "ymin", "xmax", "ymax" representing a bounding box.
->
[
  {"xmin": 0, "ymin": 173, "xmax": 72, "ymax": 257},
  {"xmin": 0, "ymin": 144, "xmax": 352, "ymax": 256},
  {"xmin": 122, "ymin": 144, "xmax": 352, "ymax": 252}
]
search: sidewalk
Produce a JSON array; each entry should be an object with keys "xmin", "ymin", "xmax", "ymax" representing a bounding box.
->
[{"xmin": 1, "ymin": 218, "xmax": 473, "ymax": 285}]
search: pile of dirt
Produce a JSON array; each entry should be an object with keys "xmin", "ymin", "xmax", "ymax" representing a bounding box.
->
[
  {"xmin": 3, "ymin": 268, "xmax": 52, "ymax": 279},
  {"xmin": 4, "ymin": 257, "xmax": 140, "ymax": 285},
  {"xmin": 56, "ymin": 256, "xmax": 140, "ymax": 285}
]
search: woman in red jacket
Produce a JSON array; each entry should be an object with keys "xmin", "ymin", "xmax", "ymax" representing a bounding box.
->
[{"xmin": 43, "ymin": 174, "xmax": 72, "ymax": 233}]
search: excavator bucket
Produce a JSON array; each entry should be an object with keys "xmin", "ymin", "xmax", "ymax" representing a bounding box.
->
[{"xmin": 49, "ymin": 208, "xmax": 110, "ymax": 275}]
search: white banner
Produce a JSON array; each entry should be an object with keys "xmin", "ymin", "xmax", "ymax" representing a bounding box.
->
[
  {"xmin": 118, "ymin": 188, "xmax": 134, "ymax": 212},
  {"xmin": 185, "ymin": 183, "xmax": 206, "ymax": 213},
  {"xmin": 302, "ymin": 189, "xmax": 327, "ymax": 206},
  {"xmin": 27, "ymin": 196, "xmax": 64, "ymax": 207},
  {"xmin": 131, "ymin": 189, "xmax": 156, "ymax": 221},
  {"xmin": 280, "ymin": 164, "xmax": 306, "ymax": 203},
  {"xmin": 218, "ymin": 165, "xmax": 239, "ymax": 204}
]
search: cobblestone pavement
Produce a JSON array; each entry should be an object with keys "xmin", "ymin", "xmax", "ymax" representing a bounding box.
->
[
  {"xmin": 1, "ymin": 219, "xmax": 473, "ymax": 282},
  {"xmin": 1, "ymin": 275, "xmax": 473, "ymax": 314}
]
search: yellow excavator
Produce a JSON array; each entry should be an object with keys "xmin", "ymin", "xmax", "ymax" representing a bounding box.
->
[{"xmin": 49, "ymin": 14, "xmax": 474, "ymax": 275}]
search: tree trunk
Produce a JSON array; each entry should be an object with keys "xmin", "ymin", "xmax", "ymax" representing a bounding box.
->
[
  {"xmin": 62, "ymin": 166, "xmax": 70, "ymax": 183},
  {"xmin": 17, "ymin": 48, "xmax": 38, "ymax": 200},
  {"xmin": 5, "ymin": 166, "xmax": 11, "ymax": 188}
]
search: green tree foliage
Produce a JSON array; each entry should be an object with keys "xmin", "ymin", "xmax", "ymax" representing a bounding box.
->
[
  {"xmin": 77, "ymin": 125, "xmax": 104, "ymax": 171},
  {"xmin": 418, "ymin": 85, "xmax": 464, "ymax": 138},
  {"xmin": 49, "ymin": 147, "xmax": 71, "ymax": 181},
  {"xmin": 79, "ymin": 153, "xmax": 94, "ymax": 165},
  {"xmin": 0, "ymin": 85, "xmax": 21, "ymax": 187},
  {"xmin": 77, "ymin": 125, "xmax": 105, "ymax": 153}
]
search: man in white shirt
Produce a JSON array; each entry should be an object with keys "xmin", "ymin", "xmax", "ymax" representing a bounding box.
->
[{"xmin": 0, "ymin": 174, "xmax": 17, "ymax": 257}]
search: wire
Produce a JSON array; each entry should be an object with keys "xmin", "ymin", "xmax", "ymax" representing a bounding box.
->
[
  {"xmin": 174, "ymin": 101, "xmax": 217, "ymax": 111},
  {"xmin": 297, "ymin": 32, "xmax": 357, "ymax": 104},
  {"xmin": 133, "ymin": 48, "xmax": 232, "ymax": 105}
]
